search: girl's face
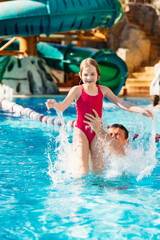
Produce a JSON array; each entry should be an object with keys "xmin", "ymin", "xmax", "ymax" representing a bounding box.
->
[{"xmin": 81, "ymin": 65, "xmax": 98, "ymax": 85}]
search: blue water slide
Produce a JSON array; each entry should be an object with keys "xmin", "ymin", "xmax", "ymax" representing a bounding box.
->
[
  {"xmin": 0, "ymin": 0, "xmax": 123, "ymax": 37},
  {"xmin": 0, "ymin": 0, "xmax": 127, "ymax": 95}
]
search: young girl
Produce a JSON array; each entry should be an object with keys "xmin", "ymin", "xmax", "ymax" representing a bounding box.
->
[{"xmin": 46, "ymin": 58, "xmax": 153, "ymax": 177}]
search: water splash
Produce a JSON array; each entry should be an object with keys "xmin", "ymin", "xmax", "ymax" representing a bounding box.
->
[
  {"xmin": 46, "ymin": 110, "xmax": 157, "ymax": 183},
  {"xmin": 136, "ymin": 120, "xmax": 157, "ymax": 181},
  {"xmin": 46, "ymin": 111, "xmax": 77, "ymax": 185},
  {"xmin": 103, "ymin": 121, "xmax": 157, "ymax": 181}
]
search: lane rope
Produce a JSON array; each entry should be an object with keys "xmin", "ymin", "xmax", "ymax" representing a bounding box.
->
[
  {"xmin": 0, "ymin": 99, "xmax": 76, "ymax": 127},
  {"xmin": 0, "ymin": 99, "xmax": 159, "ymax": 142}
]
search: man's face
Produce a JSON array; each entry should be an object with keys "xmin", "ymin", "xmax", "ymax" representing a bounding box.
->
[{"xmin": 108, "ymin": 127, "xmax": 129, "ymax": 145}]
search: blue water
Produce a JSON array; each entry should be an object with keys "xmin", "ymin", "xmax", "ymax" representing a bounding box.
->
[{"xmin": 0, "ymin": 97, "xmax": 160, "ymax": 240}]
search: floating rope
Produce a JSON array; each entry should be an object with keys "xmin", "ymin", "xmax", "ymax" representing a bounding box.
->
[
  {"xmin": 0, "ymin": 99, "xmax": 76, "ymax": 127},
  {"xmin": 0, "ymin": 99, "xmax": 159, "ymax": 142}
]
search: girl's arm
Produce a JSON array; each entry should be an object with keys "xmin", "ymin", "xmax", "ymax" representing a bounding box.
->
[
  {"xmin": 46, "ymin": 86, "xmax": 81, "ymax": 112},
  {"xmin": 101, "ymin": 86, "xmax": 153, "ymax": 120}
]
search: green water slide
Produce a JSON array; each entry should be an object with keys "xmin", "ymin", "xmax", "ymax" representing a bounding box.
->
[
  {"xmin": 0, "ymin": 40, "xmax": 128, "ymax": 95},
  {"xmin": 0, "ymin": 0, "xmax": 127, "ymax": 95},
  {"xmin": 37, "ymin": 43, "xmax": 128, "ymax": 95}
]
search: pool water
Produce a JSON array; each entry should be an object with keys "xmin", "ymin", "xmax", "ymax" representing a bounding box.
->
[{"xmin": 0, "ymin": 97, "xmax": 160, "ymax": 240}]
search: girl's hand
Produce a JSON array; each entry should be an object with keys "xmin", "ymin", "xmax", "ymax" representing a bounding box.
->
[
  {"xmin": 141, "ymin": 109, "xmax": 154, "ymax": 120},
  {"xmin": 45, "ymin": 99, "xmax": 56, "ymax": 109}
]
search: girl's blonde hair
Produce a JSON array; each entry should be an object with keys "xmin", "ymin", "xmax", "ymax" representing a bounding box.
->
[{"xmin": 79, "ymin": 58, "xmax": 100, "ymax": 84}]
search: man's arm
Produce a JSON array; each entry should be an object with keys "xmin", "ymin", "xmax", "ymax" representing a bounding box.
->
[{"xmin": 84, "ymin": 109, "xmax": 126, "ymax": 157}]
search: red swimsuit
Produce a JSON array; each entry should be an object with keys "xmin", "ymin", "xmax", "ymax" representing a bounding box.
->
[{"xmin": 75, "ymin": 84, "xmax": 103, "ymax": 142}]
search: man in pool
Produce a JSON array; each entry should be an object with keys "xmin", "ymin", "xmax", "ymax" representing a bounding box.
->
[{"xmin": 84, "ymin": 109, "xmax": 129, "ymax": 157}]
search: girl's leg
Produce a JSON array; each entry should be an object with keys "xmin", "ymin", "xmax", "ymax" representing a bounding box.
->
[
  {"xmin": 90, "ymin": 134, "xmax": 104, "ymax": 174},
  {"xmin": 73, "ymin": 127, "xmax": 89, "ymax": 177}
]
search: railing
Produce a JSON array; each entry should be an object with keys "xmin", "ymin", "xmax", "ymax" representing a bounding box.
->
[{"xmin": 121, "ymin": 0, "xmax": 155, "ymax": 4}]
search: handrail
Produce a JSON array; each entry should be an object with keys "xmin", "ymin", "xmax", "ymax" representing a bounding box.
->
[{"xmin": 121, "ymin": 0, "xmax": 154, "ymax": 4}]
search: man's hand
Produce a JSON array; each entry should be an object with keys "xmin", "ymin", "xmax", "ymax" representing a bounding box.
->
[
  {"xmin": 84, "ymin": 109, "xmax": 102, "ymax": 133},
  {"xmin": 84, "ymin": 109, "xmax": 126, "ymax": 157}
]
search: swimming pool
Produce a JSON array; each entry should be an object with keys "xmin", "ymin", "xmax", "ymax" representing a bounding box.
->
[{"xmin": 0, "ymin": 97, "xmax": 160, "ymax": 239}]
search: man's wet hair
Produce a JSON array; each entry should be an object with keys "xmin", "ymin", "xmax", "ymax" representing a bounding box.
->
[{"xmin": 107, "ymin": 124, "xmax": 129, "ymax": 139}]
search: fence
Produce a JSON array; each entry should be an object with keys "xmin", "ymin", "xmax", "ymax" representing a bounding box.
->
[{"xmin": 121, "ymin": 0, "xmax": 155, "ymax": 4}]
